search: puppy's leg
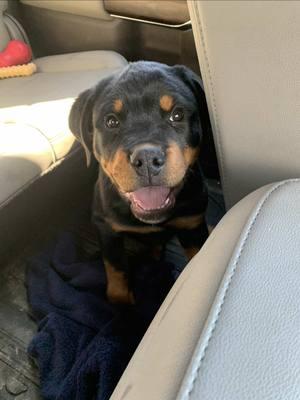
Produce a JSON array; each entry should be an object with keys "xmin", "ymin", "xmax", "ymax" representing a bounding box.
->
[
  {"xmin": 104, "ymin": 259, "xmax": 134, "ymax": 305},
  {"xmin": 177, "ymin": 222, "xmax": 208, "ymax": 261},
  {"xmin": 98, "ymin": 224, "xmax": 134, "ymax": 304}
]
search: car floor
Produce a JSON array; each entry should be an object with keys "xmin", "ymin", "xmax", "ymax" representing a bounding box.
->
[
  {"xmin": 0, "ymin": 182, "xmax": 96, "ymax": 399},
  {"xmin": 0, "ymin": 241, "xmax": 41, "ymax": 399}
]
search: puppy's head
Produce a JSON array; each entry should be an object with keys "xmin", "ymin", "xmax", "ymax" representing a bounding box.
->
[{"xmin": 69, "ymin": 61, "xmax": 207, "ymax": 224}]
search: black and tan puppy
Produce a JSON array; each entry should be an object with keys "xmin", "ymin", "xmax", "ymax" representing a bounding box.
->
[{"xmin": 69, "ymin": 61, "xmax": 209, "ymax": 304}]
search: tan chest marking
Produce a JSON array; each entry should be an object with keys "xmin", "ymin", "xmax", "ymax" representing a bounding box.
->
[
  {"xmin": 166, "ymin": 214, "xmax": 204, "ymax": 230},
  {"xmin": 107, "ymin": 220, "xmax": 164, "ymax": 234},
  {"xmin": 104, "ymin": 260, "xmax": 134, "ymax": 304}
]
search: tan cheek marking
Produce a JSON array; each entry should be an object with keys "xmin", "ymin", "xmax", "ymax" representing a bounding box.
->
[
  {"xmin": 164, "ymin": 141, "xmax": 186, "ymax": 186},
  {"xmin": 166, "ymin": 214, "xmax": 204, "ymax": 230},
  {"xmin": 160, "ymin": 95, "xmax": 174, "ymax": 112},
  {"xmin": 164, "ymin": 141, "xmax": 200, "ymax": 187},
  {"xmin": 113, "ymin": 99, "xmax": 123, "ymax": 113},
  {"xmin": 183, "ymin": 146, "xmax": 200, "ymax": 166},
  {"xmin": 100, "ymin": 149, "xmax": 137, "ymax": 192},
  {"xmin": 104, "ymin": 260, "xmax": 134, "ymax": 304},
  {"xmin": 100, "ymin": 157, "xmax": 113, "ymax": 181}
]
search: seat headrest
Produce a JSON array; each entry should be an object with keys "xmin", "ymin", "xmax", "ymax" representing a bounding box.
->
[
  {"xmin": 0, "ymin": 1, "xmax": 10, "ymax": 51},
  {"xmin": 0, "ymin": 1, "xmax": 7, "ymax": 13}
]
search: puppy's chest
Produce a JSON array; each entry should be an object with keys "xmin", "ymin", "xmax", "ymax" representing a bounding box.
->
[{"xmin": 108, "ymin": 201, "xmax": 206, "ymax": 262}]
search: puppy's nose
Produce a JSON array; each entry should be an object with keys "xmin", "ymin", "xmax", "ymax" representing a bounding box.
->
[{"xmin": 130, "ymin": 146, "xmax": 165, "ymax": 176}]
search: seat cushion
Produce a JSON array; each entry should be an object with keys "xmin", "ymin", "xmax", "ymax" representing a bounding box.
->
[
  {"xmin": 111, "ymin": 179, "xmax": 300, "ymax": 400},
  {"xmin": 0, "ymin": 50, "xmax": 127, "ymax": 159},
  {"xmin": 0, "ymin": 50, "xmax": 127, "ymax": 209},
  {"xmin": 0, "ymin": 122, "xmax": 54, "ymax": 208},
  {"xmin": 177, "ymin": 179, "xmax": 300, "ymax": 399},
  {"xmin": 35, "ymin": 50, "xmax": 127, "ymax": 73}
]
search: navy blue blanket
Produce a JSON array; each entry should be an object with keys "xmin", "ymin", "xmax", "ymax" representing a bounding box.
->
[{"xmin": 26, "ymin": 230, "xmax": 184, "ymax": 400}]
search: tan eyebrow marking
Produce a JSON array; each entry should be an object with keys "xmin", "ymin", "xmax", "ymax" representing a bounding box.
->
[
  {"xmin": 160, "ymin": 95, "xmax": 174, "ymax": 112},
  {"xmin": 113, "ymin": 99, "xmax": 123, "ymax": 113}
]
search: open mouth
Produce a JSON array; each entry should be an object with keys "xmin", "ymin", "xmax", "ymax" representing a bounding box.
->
[{"xmin": 125, "ymin": 186, "xmax": 176, "ymax": 223}]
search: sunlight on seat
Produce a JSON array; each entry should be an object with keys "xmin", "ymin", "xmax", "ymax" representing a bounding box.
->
[{"xmin": 0, "ymin": 97, "xmax": 75, "ymax": 139}]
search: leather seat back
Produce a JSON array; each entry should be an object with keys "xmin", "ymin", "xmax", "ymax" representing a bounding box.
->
[
  {"xmin": 0, "ymin": 0, "xmax": 9, "ymax": 50},
  {"xmin": 188, "ymin": 1, "xmax": 300, "ymax": 209}
]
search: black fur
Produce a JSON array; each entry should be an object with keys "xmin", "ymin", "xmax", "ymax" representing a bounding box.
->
[{"xmin": 69, "ymin": 61, "xmax": 208, "ymax": 303}]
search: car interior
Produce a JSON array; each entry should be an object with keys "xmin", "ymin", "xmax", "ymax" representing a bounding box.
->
[{"xmin": 0, "ymin": 1, "xmax": 299, "ymax": 399}]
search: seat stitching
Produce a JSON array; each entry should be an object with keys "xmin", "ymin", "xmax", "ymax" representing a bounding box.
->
[
  {"xmin": 192, "ymin": 1, "xmax": 228, "ymax": 205},
  {"xmin": 183, "ymin": 179, "xmax": 297, "ymax": 399}
]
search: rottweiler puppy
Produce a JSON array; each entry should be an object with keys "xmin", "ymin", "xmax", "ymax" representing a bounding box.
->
[{"xmin": 69, "ymin": 61, "xmax": 209, "ymax": 304}]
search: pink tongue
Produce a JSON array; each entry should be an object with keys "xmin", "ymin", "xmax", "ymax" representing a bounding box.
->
[{"xmin": 131, "ymin": 186, "xmax": 170, "ymax": 210}]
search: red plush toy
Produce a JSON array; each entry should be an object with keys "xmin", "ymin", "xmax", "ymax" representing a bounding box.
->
[
  {"xmin": 0, "ymin": 39, "xmax": 36, "ymax": 79},
  {"xmin": 0, "ymin": 39, "xmax": 32, "ymax": 67}
]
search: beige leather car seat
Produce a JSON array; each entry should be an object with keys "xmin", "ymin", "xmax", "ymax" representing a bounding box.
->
[
  {"xmin": 111, "ymin": 2, "xmax": 300, "ymax": 399},
  {"xmin": 0, "ymin": 0, "xmax": 127, "ymax": 212},
  {"xmin": 189, "ymin": 0, "xmax": 300, "ymax": 209},
  {"xmin": 112, "ymin": 179, "xmax": 300, "ymax": 400}
]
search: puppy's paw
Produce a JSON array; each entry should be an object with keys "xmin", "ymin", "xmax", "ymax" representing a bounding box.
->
[{"xmin": 107, "ymin": 286, "xmax": 135, "ymax": 305}]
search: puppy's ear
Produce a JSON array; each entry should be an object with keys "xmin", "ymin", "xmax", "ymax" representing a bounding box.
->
[
  {"xmin": 69, "ymin": 88, "xmax": 96, "ymax": 166},
  {"xmin": 172, "ymin": 65, "xmax": 205, "ymax": 108},
  {"xmin": 173, "ymin": 65, "xmax": 218, "ymax": 176},
  {"xmin": 172, "ymin": 65, "xmax": 210, "ymax": 141}
]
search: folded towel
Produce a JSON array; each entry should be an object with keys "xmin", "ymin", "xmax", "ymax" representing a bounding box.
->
[{"xmin": 26, "ymin": 230, "xmax": 181, "ymax": 400}]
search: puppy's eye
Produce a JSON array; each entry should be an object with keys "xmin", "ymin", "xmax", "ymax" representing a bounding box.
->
[
  {"xmin": 170, "ymin": 107, "xmax": 184, "ymax": 122},
  {"xmin": 105, "ymin": 115, "xmax": 120, "ymax": 129}
]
